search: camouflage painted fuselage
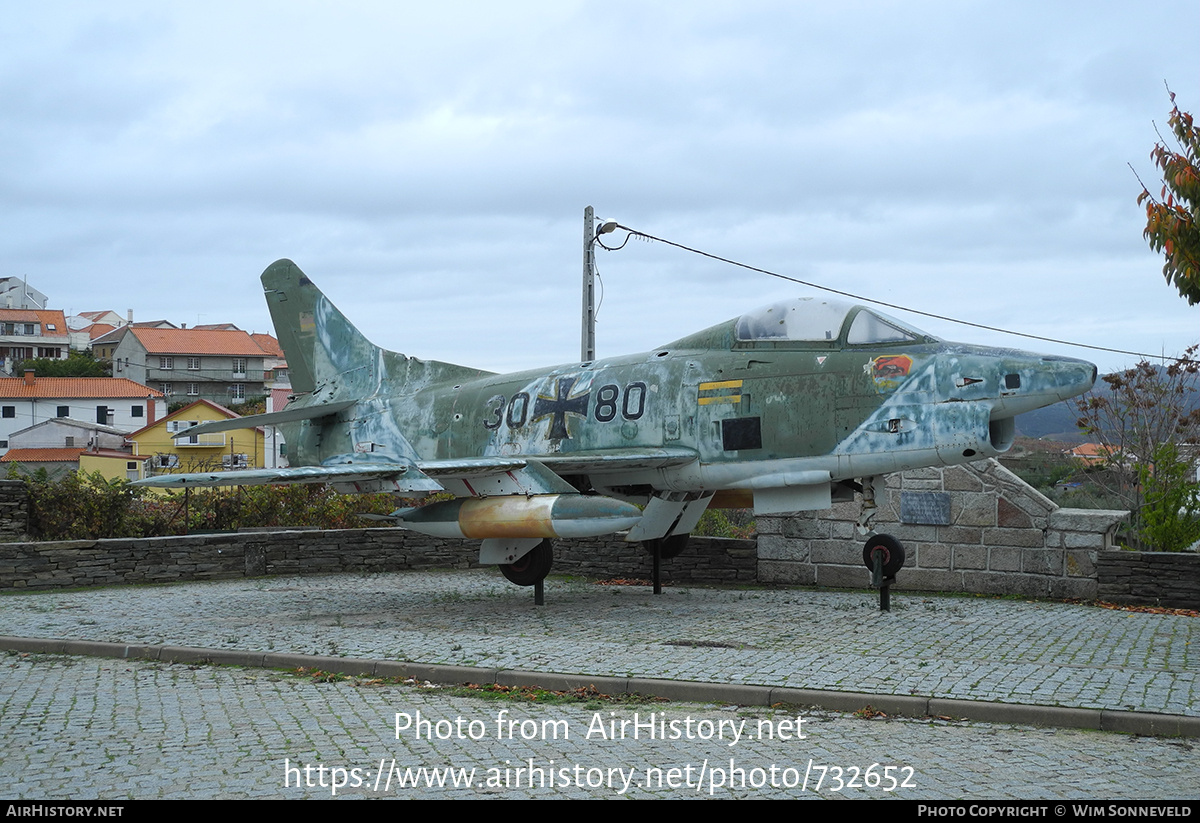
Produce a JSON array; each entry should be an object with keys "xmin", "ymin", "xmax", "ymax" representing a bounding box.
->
[
  {"xmin": 274, "ymin": 264, "xmax": 1095, "ymax": 509},
  {"xmin": 134, "ymin": 260, "xmax": 1097, "ymax": 555}
]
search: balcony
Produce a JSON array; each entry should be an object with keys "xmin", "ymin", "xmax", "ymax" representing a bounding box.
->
[{"xmin": 173, "ymin": 433, "xmax": 227, "ymax": 447}]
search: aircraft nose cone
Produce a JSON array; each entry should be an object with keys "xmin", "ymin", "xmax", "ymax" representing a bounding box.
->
[{"xmin": 1045, "ymin": 356, "xmax": 1097, "ymax": 401}]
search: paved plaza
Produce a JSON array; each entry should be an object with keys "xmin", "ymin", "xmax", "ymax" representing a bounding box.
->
[{"xmin": 1, "ymin": 569, "xmax": 1196, "ymax": 799}]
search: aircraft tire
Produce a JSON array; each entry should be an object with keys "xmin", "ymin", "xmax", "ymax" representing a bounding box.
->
[
  {"xmin": 863, "ymin": 534, "xmax": 905, "ymax": 577},
  {"xmin": 499, "ymin": 539, "xmax": 554, "ymax": 587},
  {"xmin": 643, "ymin": 534, "xmax": 690, "ymax": 560}
]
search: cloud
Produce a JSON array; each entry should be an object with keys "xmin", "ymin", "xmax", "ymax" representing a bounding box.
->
[{"xmin": 0, "ymin": 1, "xmax": 1195, "ymax": 376}]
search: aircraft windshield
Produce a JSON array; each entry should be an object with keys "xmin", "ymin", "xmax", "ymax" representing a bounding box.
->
[{"xmin": 734, "ymin": 298, "xmax": 926, "ymax": 344}]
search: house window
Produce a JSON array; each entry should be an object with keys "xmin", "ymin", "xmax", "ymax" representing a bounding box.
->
[
  {"xmin": 46, "ymin": 323, "xmax": 56, "ymax": 331},
  {"xmin": 187, "ymin": 357, "xmax": 201, "ymax": 370},
  {"xmin": 37, "ymin": 347, "xmax": 60, "ymax": 358},
  {"xmin": 230, "ymin": 383, "xmax": 245, "ymax": 400},
  {"xmin": 127, "ymin": 462, "xmax": 137, "ymax": 470},
  {"xmin": 159, "ymin": 383, "xmax": 172, "ymax": 395},
  {"xmin": 232, "ymin": 358, "xmax": 247, "ymax": 377},
  {"xmin": 23, "ymin": 324, "xmax": 34, "ymax": 335},
  {"xmin": 1, "ymin": 324, "xmax": 12, "ymax": 335},
  {"xmin": 115, "ymin": 358, "xmax": 122, "ymax": 372},
  {"xmin": 56, "ymin": 406, "xmax": 68, "ymax": 417},
  {"xmin": 0, "ymin": 441, "xmax": 7, "ymax": 449},
  {"xmin": 187, "ymin": 383, "xmax": 199, "ymax": 396},
  {"xmin": 1, "ymin": 406, "xmax": 13, "ymax": 419},
  {"xmin": 131, "ymin": 405, "xmax": 143, "ymax": 418},
  {"xmin": 160, "ymin": 357, "xmax": 174, "ymax": 370},
  {"xmin": 65, "ymin": 436, "xmax": 75, "ymax": 447},
  {"xmin": 96, "ymin": 406, "xmax": 110, "ymax": 424}
]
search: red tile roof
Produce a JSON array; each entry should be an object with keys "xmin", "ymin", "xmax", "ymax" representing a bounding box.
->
[
  {"xmin": 251, "ymin": 333, "xmax": 284, "ymax": 357},
  {"xmin": 0, "ymin": 309, "xmax": 68, "ymax": 330},
  {"xmin": 1, "ymin": 448, "xmax": 84, "ymax": 463},
  {"xmin": 0, "ymin": 377, "xmax": 164, "ymax": 399},
  {"xmin": 0, "ymin": 447, "xmax": 147, "ymax": 463},
  {"xmin": 130, "ymin": 327, "xmax": 273, "ymax": 356}
]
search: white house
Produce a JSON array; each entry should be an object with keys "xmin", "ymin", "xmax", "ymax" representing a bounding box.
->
[{"xmin": 0, "ymin": 372, "xmax": 165, "ymax": 454}]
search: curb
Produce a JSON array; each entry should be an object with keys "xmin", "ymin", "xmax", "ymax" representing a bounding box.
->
[{"xmin": 4, "ymin": 635, "xmax": 1198, "ymax": 738}]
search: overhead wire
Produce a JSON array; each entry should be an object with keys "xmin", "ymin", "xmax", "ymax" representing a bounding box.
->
[{"xmin": 600, "ymin": 223, "xmax": 1190, "ymax": 363}]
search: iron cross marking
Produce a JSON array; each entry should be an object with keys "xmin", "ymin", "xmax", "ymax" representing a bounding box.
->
[{"xmin": 532, "ymin": 377, "xmax": 590, "ymax": 440}]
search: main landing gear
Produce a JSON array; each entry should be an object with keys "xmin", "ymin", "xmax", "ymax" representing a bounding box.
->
[
  {"xmin": 642, "ymin": 534, "xmax": 690, "ymax": 594},
  {"xmin": 499, "ymin": 539, "xmax": 554, "ymax": 605},
  {"xmin": 498, "ymin": 539, "xmax": 554, "ymax": 586}
]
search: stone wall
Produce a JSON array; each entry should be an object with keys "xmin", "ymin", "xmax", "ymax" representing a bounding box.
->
[
  {"xmin": 552, "ymin": 536, "xmax": 757, "ymax": 584},
  {"xmin": 757, "ymin": 459, "xmax": 1129, "ymax": 600},
  {"xmin": 0, "ymin": 528, "xmax": 755, "ymax": 590},
  {"xmin": 0, "ymin": 480, "xmax": 28, "ymax": 541},
  {"xmin": 3, "ymin": 466, "xmax": 1195, "ymax": 609},
  {"xmin": 1096, "ymin": 552, "xmax": 1200, "ymax": 609}
]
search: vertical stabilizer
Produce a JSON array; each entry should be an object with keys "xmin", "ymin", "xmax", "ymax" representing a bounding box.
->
[
  {"xmin": 260, "ymin": 259, "xmax": 372, "ymax": 394},
  {"xmin": 260, "ymin": 259, "xmax": 491, "ymax": 399}
]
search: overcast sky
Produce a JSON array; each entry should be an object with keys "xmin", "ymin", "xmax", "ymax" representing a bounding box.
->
[{"xmin": 2, "ymin": 2, "xmax": 1196, "ymax": 375}]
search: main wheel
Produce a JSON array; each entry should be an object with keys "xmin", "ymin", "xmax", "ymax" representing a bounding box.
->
[
  {"xmin": 643, "ymin": 534, "xmax": 690, "ymax": 560},
  {"xmin": 862, "ymin": 534, "xmax": 905, "ymax": 577},
  {"xmin": 499, "ymin": 539, "xmax": 554, "ymax": 586}
]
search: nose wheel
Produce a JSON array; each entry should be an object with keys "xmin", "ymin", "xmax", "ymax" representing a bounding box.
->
[
  {"xmin": 862, "ymin": 534, "xmax": 905, "ymax": 611},
  {"xmin": 862, "ymin": 534, "xmax": 905, "ymax": 578}
]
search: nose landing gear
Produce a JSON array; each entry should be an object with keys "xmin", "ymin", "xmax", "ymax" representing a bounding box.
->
[{"xmin": 862, "ymin": 534, "xmax": 905, "ymax": 611}]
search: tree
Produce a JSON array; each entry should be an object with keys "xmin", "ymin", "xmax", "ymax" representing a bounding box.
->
[
  {"xmin": 12, "ymin": 350, "xmax": 111, "ymax": 378},
  {"xmin": 1138, "ymin": 89, "xmax": 1200, "ymax": 303},
  {"xmin": 1074, "ymin": 348, "xmax": 1200, "ymax": 550}
]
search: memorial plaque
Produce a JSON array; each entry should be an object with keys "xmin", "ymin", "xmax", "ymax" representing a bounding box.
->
[{"xmin": 900, "ymin": 491, "xmax": 951, "ymax": 525}]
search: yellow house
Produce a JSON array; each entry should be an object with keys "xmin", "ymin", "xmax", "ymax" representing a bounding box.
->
[
  {"xmin": 1, "ymin": 447, "xmax": 148, "ymax": 481},
  {"xmin": 80, "ymin": 450, "xmax": 150, "ymax": 482},
  {"xmin": 129, "ymin": 399, "xmax": 266, "ymax": 477}
]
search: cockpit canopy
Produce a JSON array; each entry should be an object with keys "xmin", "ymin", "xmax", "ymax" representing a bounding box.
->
[{"xmin": 734, "ymin": 297, "xmax": 932, "ymax": 346}]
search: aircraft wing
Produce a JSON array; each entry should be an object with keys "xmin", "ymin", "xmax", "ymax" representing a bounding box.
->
[
  {"xmin": 131, "ymin": 447, "xmax": 699, "ymax": 495},
  {"xmin": 131, "ymin": 462, "xmax": 443, "ymax": 494},
  {"xmin": 416, "ymin": 447, "xmax": 697, "ymax": 478},
  {"xmin": 530, "ymin": 447, "xmax": 698, "ymax": 474},
  {"xmin": 415, "ymin": 447, "xmax": 699, "ymax": 496}
]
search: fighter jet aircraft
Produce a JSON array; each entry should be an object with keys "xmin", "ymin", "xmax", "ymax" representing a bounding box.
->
[{"xmin": 133, "ymin": 259, "xmax": 1097, "ymax": 588}]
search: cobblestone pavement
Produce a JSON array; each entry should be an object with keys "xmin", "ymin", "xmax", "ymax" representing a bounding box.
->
[
  {"xmin": 2, "ymin": 570, "xmax": 1195, "ymax": 716},
  {"xmin": 1, "ymin": 570, "xmax": 1197, "ymax": 799},
  {"xmin": 2, "ymin": 654, "xmax": 1196, "ymax": 799}
]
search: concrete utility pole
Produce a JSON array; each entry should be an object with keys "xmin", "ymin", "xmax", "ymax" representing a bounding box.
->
[{"xmin": 581, "ymin": 205, "xmax": 596, "ymax": 363}]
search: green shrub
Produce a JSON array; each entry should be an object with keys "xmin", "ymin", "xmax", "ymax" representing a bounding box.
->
[{"xmin": 18, "ymin": 469, "xmax": 402, "ymax": 540}]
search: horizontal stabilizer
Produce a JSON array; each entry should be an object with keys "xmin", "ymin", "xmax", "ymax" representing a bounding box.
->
[{"xmin": 170, "ymin": 400, "xmax": 357, "ymax": 439}]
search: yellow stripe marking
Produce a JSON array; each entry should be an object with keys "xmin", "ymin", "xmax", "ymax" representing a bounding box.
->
[
  {"xmin": 698, "ymin": 395, "xmax": 742, "ymax": 405},
  {"xmin": 698, "ymin": 379, "xmax": 743, "ymax": 391}
]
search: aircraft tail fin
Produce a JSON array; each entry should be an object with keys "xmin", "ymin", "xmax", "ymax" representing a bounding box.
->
[{"xmin": 260, "ymin": 259, "xmax": 491, "ymax": 397}]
